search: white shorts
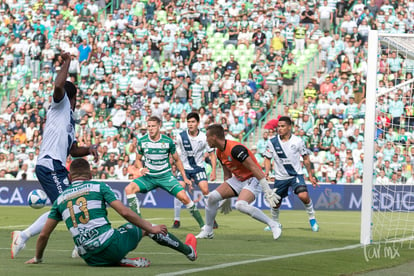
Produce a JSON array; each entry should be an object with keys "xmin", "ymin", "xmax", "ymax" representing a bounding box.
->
[{"xmin": 226, "ymin": 176, "xmax": 262, "ymax": 196}]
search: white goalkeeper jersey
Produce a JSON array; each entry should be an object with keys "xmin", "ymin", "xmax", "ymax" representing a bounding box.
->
[
  {"xmin": 37, "ymin": 94, "xmax": 76, "ymax": 170},
  {"xmin": 263, "ymin": 134, "xmax": 309, "ymax": 180},
  {"xmin": 175, "ymin": 129, "xmax": 213, "ymax": 171}
]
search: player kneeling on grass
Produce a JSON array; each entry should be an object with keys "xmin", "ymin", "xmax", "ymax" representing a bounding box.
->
[{"xmin": 25, "ymin": 158, "xmax": 197, "ymax": 267}]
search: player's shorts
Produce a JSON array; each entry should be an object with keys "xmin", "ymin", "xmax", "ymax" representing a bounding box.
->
[
  {"xmin": 133, "ymin": 171, "xmax": 184, "ymax": 197},
  {"xmin": 274, "ymin": 175, "xmax": 307, "ymax": 198},
  {"xmin": 177, "ymin": 168, "xmax": 208, "ymax": 185},
  {"xmin": 35, "ymin": 159, "xmax": 70, "ymax": 202},
  {"xmin": 83, "ymin": 223, "xmax": 143, "ymax": 266},
  {"xmin": 226, "ymin": 176, "xmax": 262, "ymax": 196}
]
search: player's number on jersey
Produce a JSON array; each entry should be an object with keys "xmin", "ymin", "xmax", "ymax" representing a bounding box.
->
[{"xmin": 67, "ymin": 197, "xmax": 90, "ymax": 227}]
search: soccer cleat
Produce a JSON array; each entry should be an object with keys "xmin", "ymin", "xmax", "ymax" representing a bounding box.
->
[
  {"xmin": 72, "ymin": 246, "xmax": 79, "ymax": 258},
  {"xmin": 172, "ymin": 220, "xmax": 180, "ymax": 229},
  {"xmin": 309, "ymin": 218, "xmax": 319, "ymax": 232},
  {"xmin": 120, "ymin": 257, "xmax": 151, "ymax": 268},
  {"xmin": 264, "ymin": 223, "xmax": 282, "ymax": 231},
  {"xmin": 11, "ymin": 231, "xmax": 26, "ymax": 259},
  {"xmin": 213, "ymin": 220, "xmax": 219, "ymax": 229},
  {"xmin": 184, "ymin": 233, "xmax": 198, "ymax": 261},
  {"xmin": 195, "ymin": 229, "xmax": 214, "ymax": 239},
  {"xmin": 270, "ymin": 222, "xmax": 282, "ymax": 240}
]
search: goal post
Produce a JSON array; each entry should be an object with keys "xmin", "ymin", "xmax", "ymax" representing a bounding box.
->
[
  {"xmin": 360, "ymin": 30, "xmax": 378, "ymax": 245},
  {"xmin": 361, "ymin": 31, "xmax": 414, "ymax": 245}
]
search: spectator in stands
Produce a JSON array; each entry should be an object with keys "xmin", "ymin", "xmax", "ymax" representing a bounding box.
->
[
  {"xmin": 252, "ymin": 26, "xmax": 267, "ymax": 54},
  {"xmin": 229, "ymin": 116, "xmax": 245, "ymax": 141},
  {"xmin": 6, "ymin": 152, "xmax": 19, "ymax": 177}
]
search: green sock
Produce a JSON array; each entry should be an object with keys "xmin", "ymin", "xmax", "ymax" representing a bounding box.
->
[
  {"xmin": 187, "ymin": 203, "xmax": 205, "ymax": 228},
  {"xmin": 150, "ymin": 233, "xmax": 191, "ymax": 255},
  {"xmin": 126, "ymin": 194, "xmax": 141, "ymax": 216}
]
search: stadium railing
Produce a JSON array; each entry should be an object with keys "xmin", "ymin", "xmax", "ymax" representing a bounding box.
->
[
  {"xmin": 97, "ymin": 0, "xmax": 114, "ymax": 21},
  {"xmin": 242, "ymin": 50, "xmax": 320, "ymax": 147}
]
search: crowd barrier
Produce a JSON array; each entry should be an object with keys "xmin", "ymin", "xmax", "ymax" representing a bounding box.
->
[{"xmin": 1, "ymin": 181, "xmax": 413, "ymax": 211}]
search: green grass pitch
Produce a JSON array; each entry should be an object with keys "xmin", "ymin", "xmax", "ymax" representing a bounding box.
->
[{"xmin": 1, "ymin": 207, "xmax": 414, "ymax": 276}]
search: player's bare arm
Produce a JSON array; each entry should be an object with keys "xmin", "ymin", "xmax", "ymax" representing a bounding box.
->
[
  {"xmin": 303, "ymin": 155, "xmax": 319, "ymax": 187},
  {"xmin": 263, "ymin": 157, "xmax": 271, "ymax": 179},
  {"xmin": 221, "ymin": 160, "xmax": 232, "ymax": 181},
  {"xmin": 25, "ymin": 218, "xmax": 59, "ymax": 264},
  {"xmin": 240, "ymin": 156, "xmax": 266, "ymax": 180},
  {"xmin": 172, "ymin": 152, "xmax": 192, "ymax": 186},
  {"xmin": 53, "ymin": 52, "xmax": 71, "ymax": 102},
  {"xmin": 209, "ymin": 152, "xmax": 217, "ymax": 181},
  {"xmin": 134, "ymin": 152, "xmax": 149, "ymax": 176},
  {"xmin": 110, "ymin": 200, "xmax": 167, "ymax": 235}
]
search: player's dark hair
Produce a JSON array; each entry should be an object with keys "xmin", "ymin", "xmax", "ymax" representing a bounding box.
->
[
  {"xmin": 64, "ymin": 81, "xmax": 77, "ymax": 100},
  {"xmin": 147, "ymin": 116, "xmax": 162, "ymax": 125},
  {"xmin": 70, "ymin": 158, "xmax": 91, "ymax": 178},
  {"xmin": 187, "ymin": 112, "xmax": 200, "ymax": 122},
  {"xmin": 206, "ymin": 124, "xmax": 225, "ymax": 140},
  {"xmin": 278, "ymin": 116, "xmax": 292, "ymax": 126}
]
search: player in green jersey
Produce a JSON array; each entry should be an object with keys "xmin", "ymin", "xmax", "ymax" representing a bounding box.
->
[
  {"xmin": 25, "ymin": 158, "xmax": 197, "ymax": 267},
  {"xmin": 124, "ymin": 116, "xmax": 205, "ymax": 228}
]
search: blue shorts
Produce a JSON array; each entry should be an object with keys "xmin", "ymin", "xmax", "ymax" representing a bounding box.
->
[
  {"xmin": 274, "ymin": 175, "xmax": 307, "ymax": 199},
  {"xmin": 177, "ymin": 168, "xmax": 208, "ymax": 185},
  {"xmin": 35, "ymin": 159, "xmax": 70, "ymax": 202}
]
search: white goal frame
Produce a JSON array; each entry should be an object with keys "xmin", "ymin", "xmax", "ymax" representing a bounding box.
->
[{"xmin": 360, "ymin": 31, "xmax": 414, "ymax": 245}]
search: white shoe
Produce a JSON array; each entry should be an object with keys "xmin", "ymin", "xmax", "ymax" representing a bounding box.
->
[
  {"xmin": 120, "ymin": 257, "xmax": 151, "ymax": 268},
  {"xmin": 195, "ymin": 229, "xmax": 214, "ymax": 239},
  {"xmin": 11, "ymin": 231, "xmax": 26, "ymax": 259},
  {"xmin": 264, "ymin": 223, "xmax": 282, "ymax": 231},
  {"xmin": 72, "ymin": 246, "xmax": 79, "ymax": 258},
  {"xmin": 270, "ymin": 223, "xmax": 282, "ymax": 240}
]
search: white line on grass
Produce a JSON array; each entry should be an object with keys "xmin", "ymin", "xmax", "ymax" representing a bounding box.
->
[
  {"xmin": 156, "ymin": 244, "xmax": 361, "ymax": 276},
  {"xmin": 0, "ymin": 225, "xmax": 29, "ymax": 229},
  {"xmin": 0, "ymin": 247, "xmax": 270, "ymax": 257}
]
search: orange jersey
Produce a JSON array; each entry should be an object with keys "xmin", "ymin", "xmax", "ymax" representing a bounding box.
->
[{"xmin": 216, "ymin": 140, "xmax": 261, "ymax": 181}]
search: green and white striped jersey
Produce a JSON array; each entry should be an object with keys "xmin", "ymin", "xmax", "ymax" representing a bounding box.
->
[
  {"xmin": 49, "ymin": 180, "xmax": 118, "ymax": 258},
  {"xmin": 137, "ymin": 134, "xmax": 176, "ymax": 175}
]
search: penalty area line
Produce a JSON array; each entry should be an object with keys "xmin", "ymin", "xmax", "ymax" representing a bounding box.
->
[{"xmin": 156, "ymin": 244, "xmax": 361, "ymax": 276}]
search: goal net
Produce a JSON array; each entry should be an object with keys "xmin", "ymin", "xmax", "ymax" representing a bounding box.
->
[{"xmin": 361, "ymin": 31, "xmax": 414, "ymax": 246}]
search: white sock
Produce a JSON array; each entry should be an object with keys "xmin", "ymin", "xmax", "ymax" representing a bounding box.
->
[
  {"xmin": 185, "ymin": 201, "xmax": 194, "ymax": 209},
  {"xmin": 21, "ymin": 211, "xmax": 50, "ymax": 243},
  {"xmin": 304, "ymin": 200, "xmax": 315, "ymax": 220},
  {"xmin": 270, "ymin": 208, "xmax": 280, "ymax": 223},
  {"xmin": 235, "ymin": 200, "xmax": 274, "ymax": 226},
  {"xmin": 174, "ymin": 197, "xmax": 182, "ymax": 221},
  {"xmin": 126, "ymin": 193, "xmax": 141, "ymax": 214},
  {"xmin": 204, "ymin": 190, "xmax": 222, "ymax": 233},
  {"xmin": 203, "ymin": 195, "xmax": 209, "ymax": 208}
]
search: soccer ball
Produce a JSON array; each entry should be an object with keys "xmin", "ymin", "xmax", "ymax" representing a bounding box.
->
[{"xmin": 28, "ymin": 189, "xmax": 48, "ymax": 209}]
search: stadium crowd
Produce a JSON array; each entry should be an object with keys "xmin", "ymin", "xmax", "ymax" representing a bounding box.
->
[{"xmin": 0, "ymin": 0, "xmax": 414, "ymax": 184}]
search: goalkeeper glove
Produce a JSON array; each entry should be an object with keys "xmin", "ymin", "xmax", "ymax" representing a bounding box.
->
[
  {"xmin": 219, "ymin": 199, "xmax": 232, "ymax": 215},
  {"xmin": 259, "ymin": 178, "xmax": 281, "ymax": 208},
  {"xmin": 264, "ymin": 188, "xmax": 281, "ymax": 208}
]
